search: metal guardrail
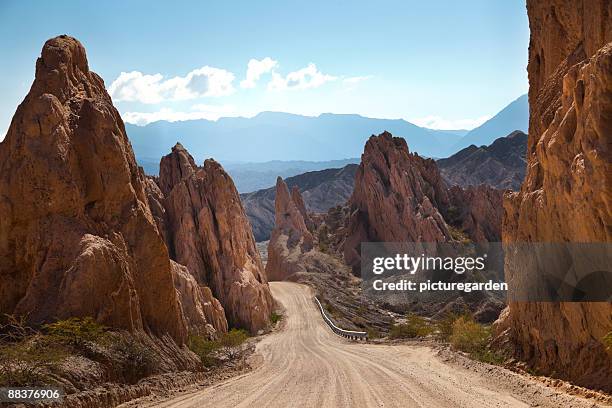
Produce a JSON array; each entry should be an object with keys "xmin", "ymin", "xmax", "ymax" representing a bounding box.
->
[{"xmin": 313, "ymin": 297, "xmax": 368, "ymax": 341}]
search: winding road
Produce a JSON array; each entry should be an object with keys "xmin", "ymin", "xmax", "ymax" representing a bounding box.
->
[{"xmin": 141, "ymin": 282, "xmax": 605, "ymax": 408}]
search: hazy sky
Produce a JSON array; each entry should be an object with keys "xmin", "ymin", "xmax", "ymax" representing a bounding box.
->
[{"xmin": 0, "ymin": 1, "xmax": 529, "ymax": 139}]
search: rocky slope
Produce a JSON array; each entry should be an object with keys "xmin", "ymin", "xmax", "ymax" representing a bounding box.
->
[
  {"xmin": 156, "ymin": 144, "xmax": 273, "ymax": 333},
  {"xmin": 497, "ymin": 0, "xmax": 612, "ymax": 392},
  {"xmin": 0, "ymin": 36, "xmax": 226, "ymax": 343},
  {"xmin": 438, "ymin": 131, "xmax": 527, "ymax": 190},
  {"xmin": 241, "ymin": 164, "xmax": 357, "ymax": 241}
]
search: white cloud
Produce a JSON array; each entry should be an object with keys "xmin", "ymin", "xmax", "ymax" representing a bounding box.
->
[
  {"xmin": 121, "ymin": 104, "xmax": 236, "ymax": 126},
  {"xmin": 343, "ymin": 75, "xmax": 372, "ymax": 84},
  {"xmin": 410, "ymin": 115, "xmax": 492, "ymax": 130},
  {"xmin": 268, "ymin": 63, "xmax": 337, "ymax": 91},
  {"xmin": 240, "ymin": 57, "xmax": 278, "ymax": 88},
  {"xmin": 108, "ymin": 67, "xmax": 235, "ymax": 104}
]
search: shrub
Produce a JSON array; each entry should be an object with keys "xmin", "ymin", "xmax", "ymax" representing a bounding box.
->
[
  {"xmin": 450, "ymin": 317, "xmax": 489, "ymax": 353},
  {"xmin": 0, "ymin": 314, "xmax": 37, "ymax": 343},
  {"xmin": 366, "ymin": 327, "xmax": 380, "ymax": 339},
  {"xmin": 43, "ymin": 317, "xmax": 106, "ymax": 347},
  {"xmin": 188, "ymin": 335, "xmax": 221, "ymax": 367},
  {"xmin": 108, "ymin": 334, "xmax": 158, "ymax": 384},
  {"xmin": 435, "ymin": 313, "xmax": 462, "ymax": 341},
  {"xmin": 0, "ymin": 340, "xmax": 65, "ymax": 387},
  {"xmin": 270, "ymin": 312, "xmax": 283, "ymax": 325},
  {"xmin": 389, "ymin": 314, "xmax": 432, "ymax": 339},
  {"xmin": 218, "ymin": 329, "xmax": 248, "ymax": 361}
]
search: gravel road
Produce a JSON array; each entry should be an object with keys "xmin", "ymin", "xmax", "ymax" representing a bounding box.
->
[{"xmin": 141, "ymin": 282, "xmax": 608, "ymax": 408}]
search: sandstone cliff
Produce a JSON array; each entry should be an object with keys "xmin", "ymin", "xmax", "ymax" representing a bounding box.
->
[
  {"xmin": 266, "ymin": 177, "xmax": 316, "ymax": 281},
  {"xmin": 498, "ymin": 0, "xmax": 612, "ymax": 392},
  {"xmin": 158, "ymin": 144, "xmax": 273, "ymax": 333},
  {"xmin": 0, "ymin": 36, "xmax": 227, "ymax": 343}
]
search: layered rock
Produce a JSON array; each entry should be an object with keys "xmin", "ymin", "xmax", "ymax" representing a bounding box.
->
[
  {"xmin": 343, "ymin": 132, "xmax": 453, "ymax": 273},
  {"xmin": 266, "ymin": 178, "xmax": 315, "ymax": 281},
  {"xmin": 158, "ymin": 144, "xmax": 273, "ymax": 333},
  {"xmin": 0, "ymin": 36, "xmax": 227, "ymax": 343},
  {"xmin": 438, "ymin": 131, "xmax": 528, "ymax": 191},
  {"xmin": 498, "ymin": 0, "xmax": 612, "ymax": 392}
]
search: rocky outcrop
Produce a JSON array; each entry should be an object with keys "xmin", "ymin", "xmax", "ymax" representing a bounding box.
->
[
  {"xmin": 266, "ymin": 177, "xmax": 315, "ymax": 281},
  {"xmin": 447, "ymin": 185, "xmax": 504, "ymax": 243},
  {"xmin": 498, "ymin": 0, "xmax": 612, "ymax": 392},
  {"xmin": 0, "ymin": 36, "xmax": 228, "ymax": 343},
  {"xmin": 343, "ymin": 132, "xmax": 453, "ymax": 273},
  {"xmin": 241, "ymin": 164, "xmax": 358, "ymax": 241},
  {"xmin": 438, "ymin": 131, "xmax": 528, "ymax": 190},
  {"xmin": 158, "ymin": 144, "xmax": 273, "ymax": 333}
]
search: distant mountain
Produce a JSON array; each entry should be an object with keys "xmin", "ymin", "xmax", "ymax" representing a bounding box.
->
[
  {"xmin": 221, "ymin": 158, "xmax": 359, "ymax": 193},
  {"xmin": 452, "ymin": 94, "xmax": 528, "ymax": 151},
  {"xmin": 437, "ymin": 130, "xmax": 528, "ymax": 190},
  {"xmin": 126, "ymin": 112, "xmax": 466, "ymax": 164},
  {"xmin": 241, "ymin": 164, "xmax": 358, "ymax": 241}
]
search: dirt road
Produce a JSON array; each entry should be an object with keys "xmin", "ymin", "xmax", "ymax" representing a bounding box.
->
[{"xmin": 142, "ymin": 282, "xmax": 607, "ymax": 408}]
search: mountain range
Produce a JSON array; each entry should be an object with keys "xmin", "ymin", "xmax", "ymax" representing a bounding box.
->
[{"xmin": 128, "ymin": 94, "xmax": 528, "ymax": 167}]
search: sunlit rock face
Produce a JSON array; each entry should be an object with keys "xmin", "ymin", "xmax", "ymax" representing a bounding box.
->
[
  {"xmin": 497, "ymin": 0, "xmax": 612, "ymax": 392},
  {"xmin": 0, "ymin": 36, "xmax": 196, "ymax": 342},
  {"xmin": 159, "ymin": 143, "xmax": 273, "ymax": 333}
]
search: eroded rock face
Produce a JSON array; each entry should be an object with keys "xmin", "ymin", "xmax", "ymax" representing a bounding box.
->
[
  {"xmin": 343, "ymin": 132, "xmax": 453, "ymax": 272},
  {"xmin": 266, "ymin": 178, "xmax": 315, "ymax": 281},
  {"xmin": 159, "ymin": 144, "xmax": 273, "ymax": 333},
  {"xmin": 447, "ymin": 185, "xmax": 504, "ymax": 243},
  {"xmin": 498, "ymin": 0, "xmax": 612, "ymax": 392},
  {"xmin": 0, "ymin": 36, "xmax": 198, "ymax": 342}
]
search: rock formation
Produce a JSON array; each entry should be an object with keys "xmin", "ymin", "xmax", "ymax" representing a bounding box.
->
[
  {"xmin": 266, "ymin": 177, "xmax": 315, "ymax": 281},
  {"xmin": 241, "ymin": 164, "xmax": 358, "ymax": 241},
  {"xmin": 158, "ymin": 144, "xmax": 273, "ymax": 333},
  {"xmin": 0, "ymin": 36, "xmax": 227, "ymax": 343},
  {"xmin": 343, "ymin": 132, "xmax": 453, "ymax": 272},
  {"xmin": 438, "ymin": 131, "xmax": 528, "ymax": 190},
  {"xmin": 447, "ymin": 185, "xmax": 503, "ymax": 243},
  {"xmin": 497, "ymin": 0, "xmax": 612, "ymax": 392}
]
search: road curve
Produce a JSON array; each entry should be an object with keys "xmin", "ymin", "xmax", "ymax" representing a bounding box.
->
[{"xmin": 143, "ymin": 282, "xmax": 600, "ymax": 408}]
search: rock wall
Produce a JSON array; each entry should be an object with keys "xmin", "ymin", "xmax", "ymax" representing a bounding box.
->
[
  {"xmin": 0, "ymin": 36, "xmax": 227, "ymax": 343},
  {"xmin": 158, "ymin": 144, "xmax": 273, "ymax": 333},
  {"xmin": 266, "ymin": 177, "xmax": 315, "ymax": 281},
  {"xmin": 499, "ymin": 0, "xmax": 612, "ymax": 392}
]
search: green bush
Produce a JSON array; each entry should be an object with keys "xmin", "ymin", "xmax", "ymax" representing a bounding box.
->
[
  {"xmin": 188, "ymin": 335, "xmax": 221, "ymax": 367},
  {"xmin": 43, "ymin": 317, "xmax": 106, "ymax": 347},
  {"xmin": 450, "ymin": 317, "xmax": 489, "ymax": 353},
  {"xmin": 218, "ymin": 329, "xmax": 248, "ymax": 361},
  {"xmin": 389, "ymin": 314, "xmax": 432, "ymax": 339},
  {"xmin": 366, "ymin": 327, "xmax": 380, "ymax": 339},
  {"xmin": 435, "ymin": 313, "xmax": 463, "ymax": 341},
  {"xmin": 270, "ymin": 311, "xmax": 283, "ymax": 325}
]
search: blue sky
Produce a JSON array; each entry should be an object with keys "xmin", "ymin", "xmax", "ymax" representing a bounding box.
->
[{"xmin": 0, "ymin": 1, "xmax": 529, "ymax": 138}]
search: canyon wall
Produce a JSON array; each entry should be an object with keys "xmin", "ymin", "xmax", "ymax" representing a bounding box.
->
[
  {"xmin": 0, "ymin": 36, "xmax": 227, "ymax": 343},
  {"xmin": 498, "ymin": 0, "xmax": 612, "ymax": 391},
  {"xmin": 158, "ymin": 144, "xmax": 273, "ymax": 333}
]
